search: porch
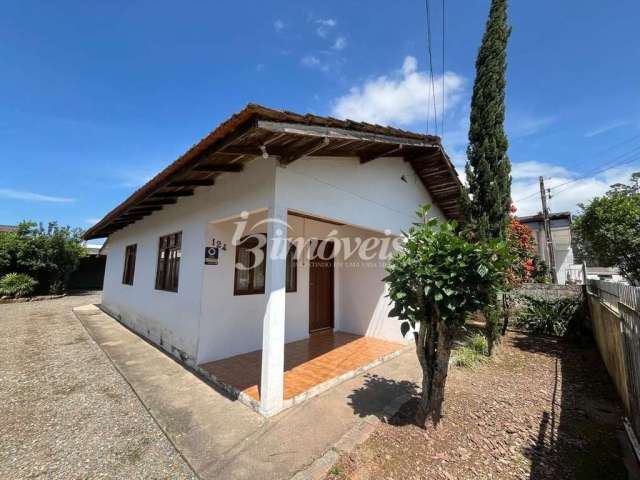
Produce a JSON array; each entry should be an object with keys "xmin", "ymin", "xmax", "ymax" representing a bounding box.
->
[{"xmin": 198, "ymin": 331, "xmax": 405, "ymax": 411}]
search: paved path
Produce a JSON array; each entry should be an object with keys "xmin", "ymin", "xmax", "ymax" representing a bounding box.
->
[
  {"xmin": 0, "ymin": 294, "xmax": 196, "ymax": 480},
  {"xmin": 75, "ymin": 304, "xmax": 421, "ymax": 480}
]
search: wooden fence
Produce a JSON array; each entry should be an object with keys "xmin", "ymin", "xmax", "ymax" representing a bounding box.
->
[{"xmin": 586, "ymin": 280, "xmax": 640, "ymax": 448}]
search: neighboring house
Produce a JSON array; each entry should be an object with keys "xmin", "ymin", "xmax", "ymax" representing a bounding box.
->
[
  {"xmin": 517, "ymin": 211, "xmax": 575, "ymax": 285},
  {"xmin": 84, "ymin": 104, "xmax": 462, "ymax": 416},
  {"xmin": 0, "ymin": 225, "xmax": 18, "ymax": 233},
  {"xmin": 586, "ymin": 267, "xmax": 626, "ymax": 283}
]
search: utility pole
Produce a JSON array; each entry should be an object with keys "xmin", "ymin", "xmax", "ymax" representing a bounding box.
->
[{"xmin": 539, "ymin": 176, "xmax": 558, "ymax": 283}]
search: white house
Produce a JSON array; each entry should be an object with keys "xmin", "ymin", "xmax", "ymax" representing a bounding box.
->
[
  {"xmin": 517, "ymin": 211, "xmax": 575, "ymax": 284},
  {"xmin": 85, "ymin": 104, "xmax": 462, "ymax": 416}
]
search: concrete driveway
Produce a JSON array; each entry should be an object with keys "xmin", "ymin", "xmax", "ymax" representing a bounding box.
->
[
  {"xmin": 1, "ymin": 293, "xmax": 420, "ymax": 480},
  {"xmin": 75, "ymin": 304, "xmax": 421, "ymax": 480},
  {"xmin": 0, "ymin": 293, "xmax": 196, "ymax": 479}
]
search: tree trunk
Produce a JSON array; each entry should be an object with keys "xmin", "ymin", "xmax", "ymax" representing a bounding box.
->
[
  {"xmin": 484, "ymin": 299, "xmax": 501, "ymax": 355},
  {"xmin": 415, "ymin": 304, "xmax": 453, "ymax": 428},
  {"xmin": 500, "ymin": 293, "xmax": 510, "ymax": 336}
]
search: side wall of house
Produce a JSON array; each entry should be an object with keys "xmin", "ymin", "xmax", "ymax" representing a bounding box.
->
[{"xmin": 101, "ymin": 157, "xmax": 277, "ymax": 365}]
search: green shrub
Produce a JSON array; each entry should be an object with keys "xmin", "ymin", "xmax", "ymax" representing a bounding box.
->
[
  {"xmin": 515, "ymin": 295, "xmax": 582, "ymax": 336},
  {"xmin": 451, "ymin": 345, "xmax": 487, "ymax": 369},
  {"xmin": 0, "ymin": 273, "xmax": 38, "ymax": 298},
  {"xmin": 469, "ymin": 333, "xmax": 489, "ymax": 356},
  {"xmin": 0, "ymin": 221, "xmax": 85, "ymax": 293},
  {"xmin": 451, "ymin": 333, "xmax": 489, "ymax": 369}
]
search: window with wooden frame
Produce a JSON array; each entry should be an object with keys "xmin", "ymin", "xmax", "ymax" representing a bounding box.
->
[
  {"xmin": 233, "ymin": 236, "xmax": 297, "ymax": 295},
  {"xmin": 122, "ymin": 244, "xmax": 137, "ymax": 285},
  {"xmin": 155, "ymin": 232, "xmax": 181, "ymax": 292},
  {"xmin": 234, "ymin": 235, "xmax": 266, "ymax": 295}
]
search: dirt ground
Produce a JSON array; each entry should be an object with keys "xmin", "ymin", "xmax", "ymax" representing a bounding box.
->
[
  {"xmin": 0, "ymin": 294, "xmax": 195, "ymax": 480},
  {"xmin": 327, "ymin": 331, "xmax": 627, "ymax": 480}
]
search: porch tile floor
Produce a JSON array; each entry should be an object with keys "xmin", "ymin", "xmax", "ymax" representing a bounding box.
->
[{"xmin": 199, "ymin": 331, "xmax": 404, "ymax": 401}]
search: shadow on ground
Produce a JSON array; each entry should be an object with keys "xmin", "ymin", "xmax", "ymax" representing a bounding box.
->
[
  {"xmin": 512, "ymin": 334, "xmax": 627, "ymax": 480},
  {"xmin": 347, "ymin": 373, "xmax": 418, "ymax": 420}
]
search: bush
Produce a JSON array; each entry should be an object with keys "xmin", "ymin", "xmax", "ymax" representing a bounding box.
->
[
  {"xmin": 0, "ymin": 221, "xmax": 85, "ymax": 293},
  {"xmin": 515, "ymin": 295, "xmax": 582, "ymax": 336},
  {"xmin": 469, "ymin": 333, "xmax": 489, "ymax": 356},
  {"xmin": 0, "ymin": 273, "xmax": 38, "ymax": 298},
  {"xmin": 451, "ymin": 333, "xmax": 489, "ymax": 369}
]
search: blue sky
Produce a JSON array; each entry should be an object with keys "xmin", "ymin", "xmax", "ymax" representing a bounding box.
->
[{"xmin": 1, "ymin": 0, "xmax": 639, "ymax": 239}]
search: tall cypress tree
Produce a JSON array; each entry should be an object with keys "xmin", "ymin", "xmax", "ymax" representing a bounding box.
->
[{"xmin": 463, "ymin": 0, "xmax": 512, "ymax": 241}]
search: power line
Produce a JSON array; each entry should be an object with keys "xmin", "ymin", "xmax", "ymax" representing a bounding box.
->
[
  {"xmin": 513, "ymin": 140, "xmax": 640, "ymax": 202},
  {"xmin": 425, "ymin": 0, "xmax": 438, "ymax": 135},
  {"xmin": 516, "ymin": 151, "xmax": 640, "ymax": 203},
  {"xmin": 441, "ymin": 0, "xmax": 446, "ymax": 137},
  {"xmin": 551, "ymin": 153, "xmax": 640, "ymax": 197},
  {"xmin": 548, "ymin": 146, "xmax": 640, "ymax": 195}
]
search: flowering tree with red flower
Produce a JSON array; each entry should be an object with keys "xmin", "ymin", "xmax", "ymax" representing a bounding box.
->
[{"xmin": 505, "ymin": 206, "xmax": 548, "ymax": 286}]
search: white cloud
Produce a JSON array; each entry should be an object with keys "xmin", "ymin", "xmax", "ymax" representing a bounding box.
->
[
  {"xmin": 507, "ymin": 112, "xmax": 556, "ymax": 139},
  {"xmin": 301, "ymin": 55, "xmax": 321, "ymax": 68},
  {"xmin": 331, "ymin": 56, "xmax": 465, "ymax": 127},
  {"xmin": 512, "ymin": 165, "xmax": 638, "ymax": 216},
  {"xmin": 85, "ymin": 217, "xmax": 101, "ymax": 225},
  {"xmin": 315, "ymin": 18, "xmax": 337, "ymax": 38},
  {"xmin": 0, "ymin": 188, "xmax": 75, "ymax": 203},
  {"xmin": 584, "ymin": 121, "xmax": 629, "ymax": 138},
  {"xmin": 274, "ymin": 19, "xmax": 284, "ymax": 32},
  {"xmin": 511, "ymin": 161, "xmax": 570, "ymax": 180},
  {"xmin": 332, "ymin": 35, "xmax": 347, "ymax": 51}
]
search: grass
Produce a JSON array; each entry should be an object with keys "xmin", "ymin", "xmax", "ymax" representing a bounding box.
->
[
  {"xmin": 328, "ymin": 465, "xmax": 343, "ymax": 476},
  {"xmin": 451, "ymin": 333, "xmax": 489, "ymax": 369}
]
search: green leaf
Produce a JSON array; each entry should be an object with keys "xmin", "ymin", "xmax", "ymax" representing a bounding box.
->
[
  {"xmin": 477, "ymin": 264, "xmax": 488, "ymax": 277},
  {"xmin": 443, "ymin": 288, "xmax": 455, "ymax": 296},
  {"xmin": 400, "ymin": 321, "xmax": 411, "ymax": 338},
  {"xmin": 434, "ymin": 292, "xmax": 443, "ymax": 301}
]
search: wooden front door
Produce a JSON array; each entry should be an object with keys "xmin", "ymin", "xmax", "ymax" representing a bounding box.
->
[{"xmin": 309, "ymin": 241, "xmax": 334, "ymax": 333}]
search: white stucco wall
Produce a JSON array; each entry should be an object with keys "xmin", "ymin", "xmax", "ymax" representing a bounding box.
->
[
  {"xmin": 102, "ymin": 153, "xmax": 443, "ymax": 365},
  {"xmin": 275, "ymin": 155, "xmax": 444, "ymax": 233},
  {"xmin": 101, "ymin": 156, "xmax": 277, "ymax": 363},
  {"xmin": 531, "ymin": 225, "xmax": 574, "ymax": 285}
]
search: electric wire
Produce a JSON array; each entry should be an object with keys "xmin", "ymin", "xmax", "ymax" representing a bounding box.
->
[
  {"xmin": 425, "ymin": 0, "xmax": 438, "ymax": 135},
  {"xmin": 513, "ymin": 140, "xmax": 640, "ymax": 203},
  {"xmin": 441, "ymin": 0, "xmax": 446, "ymax": 137}
]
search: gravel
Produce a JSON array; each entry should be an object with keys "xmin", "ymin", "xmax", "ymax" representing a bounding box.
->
[
  {"xmin": 327, "ymin": 331, "xmax": 627, "ymax": 480},
  {"xmin": 0, "ymin": 293, "xmax": 197, "ymax": 480}
]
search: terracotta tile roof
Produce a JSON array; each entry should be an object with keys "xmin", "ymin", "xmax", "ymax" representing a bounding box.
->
[{"xmin": 84, "ymin": 104, "xmax": 462, "ymax": 239}]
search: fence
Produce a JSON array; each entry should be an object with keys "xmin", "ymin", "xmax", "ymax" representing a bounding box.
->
[{"xmin": 586, "ymin": 279, "xmax": 640, "ymax": 450}]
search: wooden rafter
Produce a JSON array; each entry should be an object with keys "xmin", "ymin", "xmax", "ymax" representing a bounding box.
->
[
  {"xmin": 129, "ymin": 206, "xmax": 163, "ymax": 213},
  {"xmin": 169, "ymin": 179, "xmax": 215, "ymax": 187},
  {"xmin": 192, "ymin": 164, "xmax": 244, "ymax": 173},
  {"xmin": 151, "ymin": 190, "xmax": 194, "ymax": 198},
  {"xmin": 359, "ymin": 144, "xmax": 403, "ymax": 164},
  {"xmin": 139, "ymin": 199, "xmax": 177, "ymax": 206},
  {"xmin": 279, "ymin": 137, "xmax": 330, "ymax": 165}
]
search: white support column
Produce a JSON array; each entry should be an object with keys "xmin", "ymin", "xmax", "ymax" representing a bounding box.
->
[{"xmin": 259, "ymin": 205, "xmax": 288, "ymax": 416}]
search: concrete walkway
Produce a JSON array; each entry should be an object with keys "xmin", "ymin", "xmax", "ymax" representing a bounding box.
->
[{"xmin": 74, "ymin": 304, "xmax": 421, "ymax": 480}]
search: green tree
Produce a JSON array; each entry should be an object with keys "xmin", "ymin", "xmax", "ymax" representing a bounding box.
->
[
  {"xmin": 461, "ymin": 0, "xmax": 512, "ymax": 351},
  {"xmin": 573, "ymin": 173, "xmax": 640, "ymax": 284},
  {"xmin": 0, "ymin": 221, "xmax": 86, "ymax": 293},
  {"xmin": 462, "ymin": 0, "xmax": 512, "ymax": 240},
  {"xmin": 385, "ymin": 206, "xmax": 507, "ymax": 427}
]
